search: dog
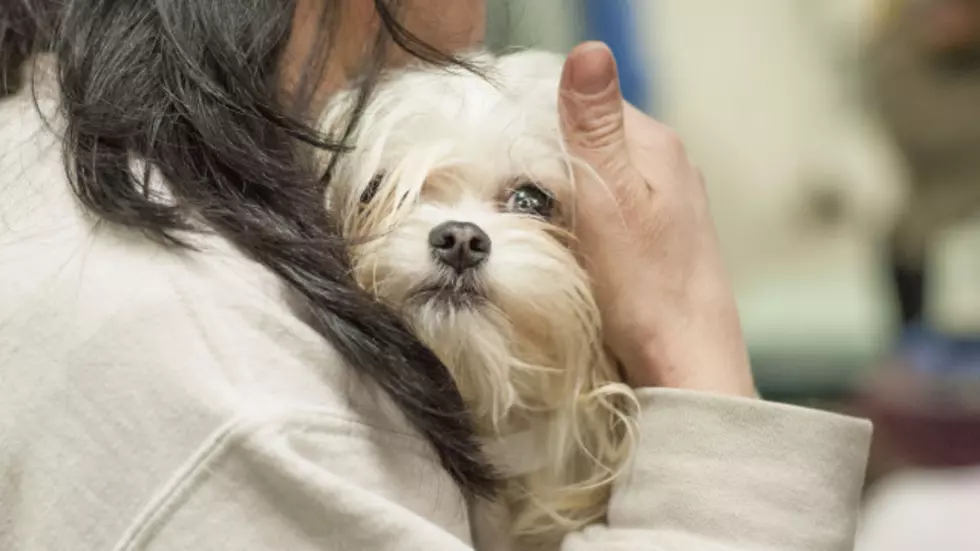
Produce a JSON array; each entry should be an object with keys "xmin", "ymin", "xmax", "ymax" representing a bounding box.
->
[{"xmin": 320, "ymin": 50, "xmax": 639, "ymax": 550}]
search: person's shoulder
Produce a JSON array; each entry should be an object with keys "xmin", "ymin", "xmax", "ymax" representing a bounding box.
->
[
  {"xmin": 0, "ymin": 55, "xmax": 410, "ymax": 435},
  {"xmin": 0, "ymin": 146, "xmax": 396, "ymax": 428},
  {"xmin": 0, "ymin": 57, "xmax": 464, "ymax": 551}
]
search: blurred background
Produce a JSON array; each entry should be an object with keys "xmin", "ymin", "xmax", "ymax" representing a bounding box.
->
[{"xmin": 487, "ymin": 0, "xmax": 980, "ymax": 548}]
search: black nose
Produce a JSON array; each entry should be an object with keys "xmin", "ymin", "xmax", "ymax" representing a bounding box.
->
[{"xmin": 428, "ymin": 221, "xmax": 491, "ymax": 273}]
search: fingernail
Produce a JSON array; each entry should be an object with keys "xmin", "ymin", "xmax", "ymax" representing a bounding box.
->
[{"xmin": 569, "ymin": 42, "xmax": 616, "ymax": 95}]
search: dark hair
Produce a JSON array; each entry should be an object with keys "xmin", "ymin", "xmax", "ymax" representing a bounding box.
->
[{"xmin": 1, "ymin": 0, "xmax": 496, "ymax": 496}]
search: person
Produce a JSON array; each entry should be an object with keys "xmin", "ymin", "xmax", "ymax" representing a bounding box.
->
[
  {"xmin": 0, "ymin": 1, "xmax": 871, "ymax": 550},
  {"xmin": 869, "ymin": 0, "xmax": 980, "ymax": 332}
]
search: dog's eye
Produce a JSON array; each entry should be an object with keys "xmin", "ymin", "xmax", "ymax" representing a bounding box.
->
[
  {"xmin": 360, "ymin": 173, "xmax": 384, "ymax": 204},
  {"xmin": 505, "ymin": 182, "xmax": 554, "ymax": 218}
]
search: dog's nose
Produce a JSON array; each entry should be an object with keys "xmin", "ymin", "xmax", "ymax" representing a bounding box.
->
[{"xmin": 428, "ymin": 221, "xmax": 491, "ymax": 273}]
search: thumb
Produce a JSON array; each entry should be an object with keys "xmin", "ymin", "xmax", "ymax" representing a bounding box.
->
[{"xmin": 560, "ymin": 42, "xmax": 629, "ymax": 173}]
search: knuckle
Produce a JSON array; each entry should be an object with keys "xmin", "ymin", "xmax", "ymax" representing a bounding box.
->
[
  {"xmin": 570, "ymin": 110, "xmax": 624, "ymax": 152},
  {"xmin": 658, "ymin": 127, "xmax": 687, "ymax": 158},
  {"xmin": 561, "ymin": 94, "xmax": 627, "ymax": 151},
  {"xmin": 694, "ymin": 167, "xmax": 708, "ymax": 191}
]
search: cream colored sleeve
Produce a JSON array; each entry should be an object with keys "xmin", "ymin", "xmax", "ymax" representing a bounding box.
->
[
  {"xmin": 131, "ymin": 390, "xmax": 870, "ymax": 551},
  {"xmin": 563, "ymin": 388, "xmax": 872, "ymax": 551}
]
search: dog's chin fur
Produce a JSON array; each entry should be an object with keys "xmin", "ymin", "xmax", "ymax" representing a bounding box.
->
[{"xmin": 321, "ymin": 50, "xmax": 639, "ymax": 549}]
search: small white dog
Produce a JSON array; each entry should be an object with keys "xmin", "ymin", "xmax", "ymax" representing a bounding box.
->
[{"xmin": 321, "ymin": 50, "xmax": 638, "ymax": 550}]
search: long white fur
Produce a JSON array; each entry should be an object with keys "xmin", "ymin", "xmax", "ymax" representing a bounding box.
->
[{"xmin": 320, "ymin": 50, "xmax": 639, "ymax": 550}]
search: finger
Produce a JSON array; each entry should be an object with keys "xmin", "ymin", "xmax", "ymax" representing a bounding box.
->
[{"xmin": 559, "ymin": 42, "xmax": 630, "ymax": 176}]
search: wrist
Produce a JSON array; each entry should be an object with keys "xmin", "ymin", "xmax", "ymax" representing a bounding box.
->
[{"xmin": 626, "ymin": 332, "xmax": 758, "ymax": 399}]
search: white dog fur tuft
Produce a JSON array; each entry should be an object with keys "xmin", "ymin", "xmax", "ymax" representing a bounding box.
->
[{"xmin": 320, "ymin": 50, "xmax": 639, "ymax": 550}]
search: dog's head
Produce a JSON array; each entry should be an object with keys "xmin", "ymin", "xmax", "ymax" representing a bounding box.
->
[
  {"xmin": 322, "ymin": 50, "xmax": 635, "ymax": 539},
  {"xmin": 323, "ymin": 51, "xmax": 608, "ymax": 424}
]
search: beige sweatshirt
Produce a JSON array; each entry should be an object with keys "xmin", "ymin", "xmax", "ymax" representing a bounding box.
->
[{"xmin": 0, "ymin": 70, "xmax": 871, "ymax": 551}]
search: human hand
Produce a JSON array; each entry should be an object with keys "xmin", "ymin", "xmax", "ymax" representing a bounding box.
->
[{"xmin": 559, "ymin": 42, "xmax": 756, "ymax": 398}]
